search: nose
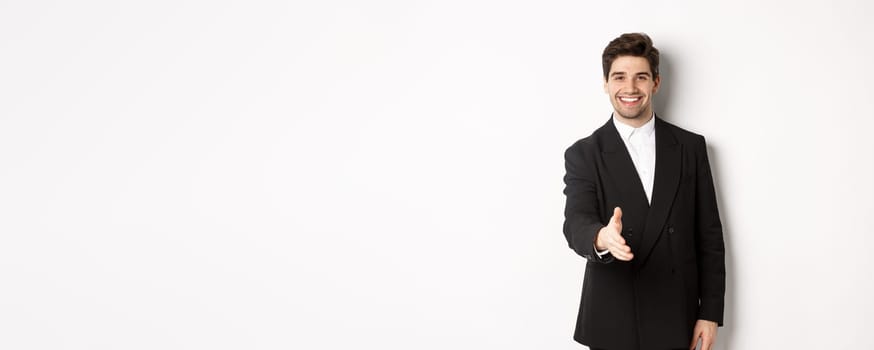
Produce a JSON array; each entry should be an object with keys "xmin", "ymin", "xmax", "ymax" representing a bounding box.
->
[
  {"xmin": 628, "ymin": 79, "xmax": 642, "ymax": 92},
  {"xmin": 620, "ymin": 79, "xmax": 639, "ymax": 93}
]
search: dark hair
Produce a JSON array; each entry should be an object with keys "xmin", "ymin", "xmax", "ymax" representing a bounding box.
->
[{"xmin": 602, "ymin": 33, "xmax": 660, "ymax": 80}]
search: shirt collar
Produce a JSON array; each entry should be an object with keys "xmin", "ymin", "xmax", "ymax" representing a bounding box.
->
[{"xmin": 612, "ymin": 113, "xmax": 656, "ymax": 141}]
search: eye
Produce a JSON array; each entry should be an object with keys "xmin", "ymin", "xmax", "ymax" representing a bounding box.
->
[
  {"xmin": 637, "ymin": 75, "xmax": 649, "ymax": 81},
  {"xmin": 613, "ymin": 76, "xmax": 625, "ymax": 81}
]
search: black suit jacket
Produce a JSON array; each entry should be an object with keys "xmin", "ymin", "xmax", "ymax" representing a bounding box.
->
[{"xmin": 562, "ymin": 116, "xmax": 725, "ymax": 350}]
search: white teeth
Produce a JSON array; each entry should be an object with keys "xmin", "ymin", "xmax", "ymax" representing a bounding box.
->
[{"xmin": 620, "ymin": 97, "xmax": 640, "ymax": 102}]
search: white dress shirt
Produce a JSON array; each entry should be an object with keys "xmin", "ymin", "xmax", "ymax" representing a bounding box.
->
[
  {"xmin": 595, "ymin": 114, "xmax": 656, "ymax": 258},
  {"xmin": 612, "ymin": 114, "xmax": 656, "ymax": 204}
]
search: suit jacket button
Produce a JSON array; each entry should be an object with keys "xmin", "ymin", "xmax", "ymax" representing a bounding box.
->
[{"xmin": 668, "ymin": 227, "xmax": 675, "ymax": 234}]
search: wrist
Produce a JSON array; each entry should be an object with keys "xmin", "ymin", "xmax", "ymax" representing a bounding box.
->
[{"xmin": 593, "ymin": 226, "xmax": 606, "ymax": 250}]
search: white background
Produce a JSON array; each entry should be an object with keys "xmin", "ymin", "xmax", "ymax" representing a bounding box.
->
[{"xmin": 1, "ymin": 0, "xmax": 872, "ymax": 349}]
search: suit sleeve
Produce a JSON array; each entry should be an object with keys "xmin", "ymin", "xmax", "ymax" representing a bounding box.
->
[
  {"xmin": 563, "ymin": 142, "xmax": 612, "ymax": 263},
  {"xmin": 694, "ymin": 136, "xmax": 726, "ymax": 325}
]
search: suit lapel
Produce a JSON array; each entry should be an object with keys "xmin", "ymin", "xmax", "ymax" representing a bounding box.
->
[
  {"xmin": 636, "ymin": 117, "xmax": 682, "ymax": 266},
  {"xmin": 599, "ymin": 120, "xmax": 650, "ymax": 213}
]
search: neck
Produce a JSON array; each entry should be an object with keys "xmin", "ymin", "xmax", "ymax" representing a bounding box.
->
[{"xmin": 614, "ymin": 111, "xmax": 654, "ymax": 128}]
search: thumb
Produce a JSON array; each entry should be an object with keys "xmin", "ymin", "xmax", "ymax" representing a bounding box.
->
[{"xmin": 612, "ymin": 207, "xmax": 623, "ymax": 226}]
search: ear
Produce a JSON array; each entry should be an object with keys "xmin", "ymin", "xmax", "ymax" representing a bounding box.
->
[
  {"xmin": 603, "ymin": 78, "xmax": 609, "ymax": 94},
  {"xmin": 652, "ymin": 75, "xmax": 661, "ymax": 94}
]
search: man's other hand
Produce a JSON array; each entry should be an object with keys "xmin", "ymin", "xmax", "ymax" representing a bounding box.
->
[
  {"xmin": 594, "ymin": 207, "xmax": 633, "ymax": 261},
  {"xmin": 689, "ymin": 319, "xmax": 718, "ymax": 350}
]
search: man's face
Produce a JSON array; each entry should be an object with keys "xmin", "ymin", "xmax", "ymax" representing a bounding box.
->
[{"xmin": 604, "ymin": 55, "xmax": 660, "ymax": 121}]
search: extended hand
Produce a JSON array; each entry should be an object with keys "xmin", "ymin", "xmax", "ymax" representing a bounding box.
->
[
  {"xmin": 595, "ymin": 207, "xmax": 633, "ymax": 261},
  {"xmin": 689, "ymin": 319, "xmax": 718, "ymax": 350}
]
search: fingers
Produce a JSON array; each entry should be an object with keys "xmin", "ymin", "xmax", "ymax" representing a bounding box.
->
[
  {"xmin": 689, "ymin": 334, "xmax": 699, "ymax": 350},
  {"xmin": 702, "ymin": 320, "xmax": 717, "ymax": 350},
  {"xmin": 611, "ymin": 236, "xmax": 632, "ymax": 260},
  {"xmin": 608, "ymin": 236, "xmax": 633, "ymax": 261},
  {"xmin": 612, "ymin": 246, "xmax": 634, "ymax": 261},
  {"xmin": 608, "ymin": 207, "xmax": 630, "ymax": 260},
  {"xmin": 611, "ymin": 207, "xmax": 623, "ymax": 227},
  {"xmin": 690, "ymin": 320, "xmax": 717, "ymax": 350},
  {"xmin": 701, "ymin": 331, "xmax": 715, "ymax": 350},
  {"xmin": 689, "ymin": 326, "xmax": 702, "ymax": 350}
]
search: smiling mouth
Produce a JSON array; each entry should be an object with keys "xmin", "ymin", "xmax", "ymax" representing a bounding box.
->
[{"xmin": 619, "ymin": 96, "xmax": 642, "ymax": 103}]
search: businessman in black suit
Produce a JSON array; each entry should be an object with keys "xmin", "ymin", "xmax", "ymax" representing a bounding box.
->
[{"xmin": 562, "ymin": 33, "xmax": 725, "ymax": 350}]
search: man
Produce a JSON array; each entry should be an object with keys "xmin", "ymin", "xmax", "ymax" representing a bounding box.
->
[{"xmin": 562, "ymin": 33, "xmax": 725, "ymax": 350}]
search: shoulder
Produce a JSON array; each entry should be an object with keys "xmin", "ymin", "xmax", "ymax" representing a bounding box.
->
[
  {"xmin": 658, "ymin": 118, "xmax": 707, "ymax": 149},
  {"xmin": 566, "ymin": 134, "xmax": 596, "ymax": 155},
  {"xmin": 565, "ymin": 119, "xmax": 614, "ymax": 156}
]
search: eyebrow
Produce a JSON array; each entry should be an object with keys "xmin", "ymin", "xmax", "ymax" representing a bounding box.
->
[{"xmin": 610, "ymin": 72, "xmax": 651, "ymax": 77}]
